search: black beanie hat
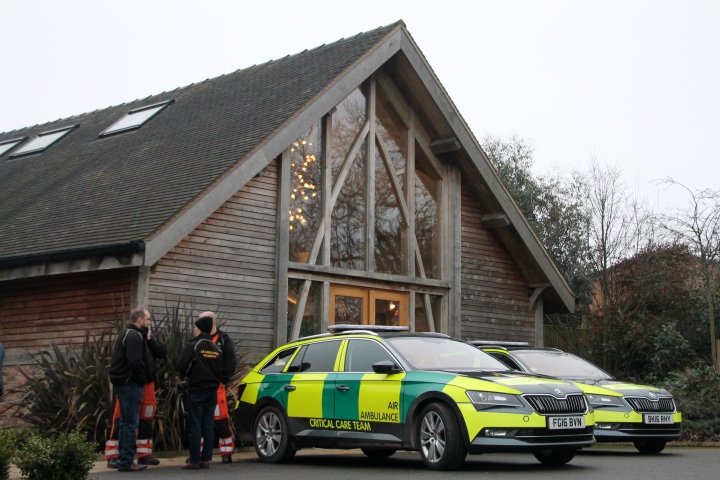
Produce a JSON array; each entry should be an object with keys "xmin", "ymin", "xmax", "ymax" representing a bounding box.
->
[{"xmin": 195, "ymin": 316, "xmax": 213, "ymax": 334}]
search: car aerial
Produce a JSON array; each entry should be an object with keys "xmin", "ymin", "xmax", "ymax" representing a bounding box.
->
[
  {"xmin": 235, "ymin": 326, "xmax": 595, "ymax": 470},
  {"xmin": 472, "ymin": 342, "xmax": 682, "ymax": 454}
]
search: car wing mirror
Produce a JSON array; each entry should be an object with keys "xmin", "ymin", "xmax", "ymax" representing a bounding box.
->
[{"xmin": 372, "ymin": 360, "xmax": 402, "ymax": 374}]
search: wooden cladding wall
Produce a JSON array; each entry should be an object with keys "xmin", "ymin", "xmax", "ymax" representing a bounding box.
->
[
  {"xmin": 459, "ymin": 182, "xmax": 534, "ymax": 343},
  {"xmin": 149, "ymin": 162, "xmax": 278, "ymax": 353},
  {"xmin": 0, "ymin": 269, "xmax": 131, "ymax": 361}
]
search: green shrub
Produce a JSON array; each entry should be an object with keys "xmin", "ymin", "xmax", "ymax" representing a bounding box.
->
[
  {"xmin": 0, "ymin": 429, "xmax": 15, "ymax": 480},
  {"xmin": 660, "ymin": 363, "xmax": 720, "ymax": 421},
  {"xmin": 13, "ymin": 432, "xmax": 97, "ymax": 480}
]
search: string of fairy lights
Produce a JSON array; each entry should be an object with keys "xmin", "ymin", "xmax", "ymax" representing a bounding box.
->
[{"xmin": 289, "ymin": 139, "xmax": 318, "ymax": 231}]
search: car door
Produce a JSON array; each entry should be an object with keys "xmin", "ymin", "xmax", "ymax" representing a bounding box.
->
[
  {"xmin": 283, "ymin": 339, "xmax": 341, "ymax": 438},
  {"xmin": 334, "ymin": 338, "xmax": 405, "ymax": 444}
]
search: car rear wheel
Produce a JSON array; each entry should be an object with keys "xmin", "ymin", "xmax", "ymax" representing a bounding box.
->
[
  {"xmin": 361, "ymin": 447, "xmax": 397, "ymax": 459},
  {"xmin": 633, "ymin": 439, "xmax": 666, "ymax": 454},
  {"xmin": 417, "ymin": 402, "xmax": 466, "ymax": 470},
  {"xmin": 533, "ymin": 449, "xmax": 577, "ymax": 466},
  {"xmin": 253, "ymin": 406, "xmax": 297, "ymax": 463}
]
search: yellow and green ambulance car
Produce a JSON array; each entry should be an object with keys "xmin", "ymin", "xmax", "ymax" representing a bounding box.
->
[
  {"xmin": 235, "ymin": 326, "xmax": 595, "ymax": 470},
  {"xmin": 474, "ymin": 343, "xmax": 682, "ymax": 454}
]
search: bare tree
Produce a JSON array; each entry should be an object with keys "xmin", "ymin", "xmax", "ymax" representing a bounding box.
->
[
  {"xmin": 576, "ymin": 158, "xmax": 651, "ymax": 370},
  {"xmin": 656, "ymin": 179, "xmax": 720, "ymax": 365}
]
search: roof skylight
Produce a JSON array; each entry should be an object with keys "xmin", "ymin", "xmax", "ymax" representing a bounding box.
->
[
  {"xmin": 100, "ymin": 100, "xmax": 173, "ymax": 137},
  {"xmin": 10, "ymin": 126, "xmax": 77, "ymax": 158},
  {"xmin": 0, "ymin": 138, "xmax": 25, "ymax": 157}
]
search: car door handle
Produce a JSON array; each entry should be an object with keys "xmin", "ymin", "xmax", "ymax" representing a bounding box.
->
[
  {"xmin": 284, "ymin": 385, "xmax": 296, "ymax": 391},
  {"xmin": 337, "ymin": 385, "xmax": 350, "ymax": 392}
]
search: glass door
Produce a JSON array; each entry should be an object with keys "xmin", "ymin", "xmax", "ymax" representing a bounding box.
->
[{"xmin": 330, "ymin": 286, "xmax": 408, "ymax": 327}]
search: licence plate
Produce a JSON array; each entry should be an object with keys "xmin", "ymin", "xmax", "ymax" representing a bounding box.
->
[
  {"xmin": 548, "ymin": 416, "xmax": 585, "ymax": 429},
  {"xmin": 644, "ymin": 414, "xmax": 674, "ymax": 424}
]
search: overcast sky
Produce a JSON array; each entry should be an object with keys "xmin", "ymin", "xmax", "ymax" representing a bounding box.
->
[{"xmin": 1, "ymin": 0, "xmax": 717, "ymax": 212}]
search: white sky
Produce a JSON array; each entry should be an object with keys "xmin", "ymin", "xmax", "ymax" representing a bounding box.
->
[{"xmin": 1, "ymin": 0, "xmax": 718, "ymax": 212}]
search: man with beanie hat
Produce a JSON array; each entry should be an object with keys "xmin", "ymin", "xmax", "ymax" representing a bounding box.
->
[{"xmin": 177, "ymin": 314, "xmax": 223, "ymax": 469}]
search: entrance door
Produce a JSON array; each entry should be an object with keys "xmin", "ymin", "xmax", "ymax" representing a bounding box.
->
[{"xmin": 329, "ymin": 286, "xmax": 408, "ymax": 327}]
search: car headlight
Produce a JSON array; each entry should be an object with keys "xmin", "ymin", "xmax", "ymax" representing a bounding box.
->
[
  {"xmin": 586, "ymin": 394, "xmax": 625, "ymax": 408},
  {"xmin": 466, "ymin": 391, "xmax": 524, "ymax": 409}
]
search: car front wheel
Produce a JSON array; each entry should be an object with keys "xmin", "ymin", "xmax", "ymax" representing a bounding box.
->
[
  {"xmin": 417, "ymin": 402, "xmax": 466, "ymax": 470},
  {"xmin": 633, "ymin": 439, "xmax": 666, "ymax": 454},
  {"xmin": 253, "ymin": 406, "xmax": 297, "ymax": 463},
  {"xmin": 533, "ymin": 449, "xmax": 577, "ymax": 466}
]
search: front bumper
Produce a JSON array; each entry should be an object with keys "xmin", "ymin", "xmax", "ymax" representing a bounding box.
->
[
  {"xmin": 469, "ymin": 426, "xmax": 595, "ymax": 453},
  {"xmin": 592, "ymin": 410, "xmax": 682, "ymax": 442}
]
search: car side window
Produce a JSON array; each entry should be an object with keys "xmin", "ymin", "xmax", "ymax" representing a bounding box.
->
[
  {"xmin": 289, "ymin": 341, "xmax": 341, "ymax": 373},
  {"xmin": 490, "ymin": 352, "xmax": 522, "ymax": 371},
  {"xmin": 345, "ymin": 339, "xmax": 395, "ymax": 372},
  {"xmin": 260, "ymin": 347, "xmax": 298, "ymax": 374}
]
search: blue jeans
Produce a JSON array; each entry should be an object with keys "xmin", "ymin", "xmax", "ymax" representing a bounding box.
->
[
  {"xmin": 186, "ymin": 389, "xmax": 217, "ymax": 464},
  {"xmin": 116, "ymin": 383, "xmax": 144, "ymax": 468}
]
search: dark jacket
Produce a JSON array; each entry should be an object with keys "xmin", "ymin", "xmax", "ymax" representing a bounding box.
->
[
  {"xmin": 212, "ymin": 328, "xmax": 237, "ymax": 385},
  {"xmin": 110, "ymin": 324, "xmax": 167, "ymax": 386},
  {"xmin": 177, "ymin": 333, "xmax": 223, "ymax": 393}
]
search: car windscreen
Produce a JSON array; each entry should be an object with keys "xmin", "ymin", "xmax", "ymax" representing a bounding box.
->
[
  {"xmin": 513, "ymin": 351, "xmax": 613, "ymax": 379},
  {"xmin": 385, "ymin": 337, "xmax": 510, "ymax": 372}
]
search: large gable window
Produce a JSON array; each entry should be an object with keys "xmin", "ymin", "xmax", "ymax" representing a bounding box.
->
[
  {"xmin": 10, "ymin": 126, "xmax": 76, "ymax": 158},
  {"xmin": 285, "ymin": 74, "xmax": 448, "ymax": 341}
]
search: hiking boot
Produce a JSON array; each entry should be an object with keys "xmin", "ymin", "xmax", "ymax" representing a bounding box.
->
[
  {"xmin": 107, "ymin": 458, "xmax": 118, "ymax": 469},
  {"xmin": 138, "ymin": 456, "xmax": 160, "ymax": 465},
  {"xmin": 200, "ymin": 461, "xmax": 210, "ymax": 469},
  {"xmin": 222, "ymin": 455, "xmax": 232, "ymax": 464},
  {"xmin": 182, "ymin": 463, "xmax": 200, "ymax": 470}
]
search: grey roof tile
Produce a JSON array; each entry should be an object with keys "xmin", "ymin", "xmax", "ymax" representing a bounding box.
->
[{"xmin": 0, "ymin": 22, "xmax": 402, "ymax": 265}]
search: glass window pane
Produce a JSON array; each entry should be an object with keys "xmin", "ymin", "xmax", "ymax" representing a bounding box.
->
[
  {"xmin": 375, "ymin": 143, "xmax": 406, "ymax": 275},
  {"xmin": 331, "ymin": 139, "xmax": 366, "ymax": 270},
  {"xmin": 376, "ymin": 87, "xmax": 406, "ymax": 193},
  {"xmin": 0, "ymin": 140, "xmax": 22, "ymax": 157},
  {"xmin": 289, "ymin": 122, "xmax": 323, "ymax": 263},
  {"xmin": 260, "ymin": 347, "xmax": 298, "ymax": 374},
  {"xmin": 287, "ymin": 279, "xmax": 321, "ymax": 339},
  {"xmin": 101, "ymin": 103, "xmax": 168, "ymax": 135},
  {"xmin": 296, "ymin": 341, "xmax": 342, "ymax": 373},
  {"xmin": 415, "ymin": 146, "xmax": 441, "ymax": 279},
  {"xmin": 331, "ymin": 88, "xmax": 367, "ymax": 184},
  {"xmin": 345, "ymin": 340, "xmax": 395, "ymax": 372},
  {"xmin": 12, "ymin": 128, "xmax": 73, "ymax": 156},
  {"xmin": 414, "ymin": 294, "xmax": 442, "ymax": 332},
  {"xmin": 374, "ymin": 298, "xmax": 401, "ymax": 326},
  {"xmin": 334, "ymin": 295, "xmax": 364, "ymax": 325}
]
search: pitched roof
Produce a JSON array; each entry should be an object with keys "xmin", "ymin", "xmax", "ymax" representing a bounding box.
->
[{"xmin": 0, "ymin": 21, "xmax": 402, "ymax": 266}]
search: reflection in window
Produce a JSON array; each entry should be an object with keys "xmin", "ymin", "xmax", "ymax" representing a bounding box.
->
[
  {"xmin": 331, "ymin": 140, "xmax": 366, "ymax": 270},
  {"xmin": 345, "ymin": 340, "xmax": 395, "ymax": 372},
  {"xmin": 415, "ymin": 146, "xmax": 441, "ymax": 278},
  {"xmin": 376, "ymin": 87, "xmax": 406, "ymax": 193},
  {"xmin": 415, "ymin": 294, "xmax": 442, "ymax": 332},
  {"xmin": 294, "ymin": 341, "xmax": 342, "ymax": 372},
  {"xmin": 375, "ymin": 144, "xmax": 406, "ymax": 275},
  {"xmin": 331, "ymin": 88, "xmax": 367, "ymax": 183},
  {"xmin": 260, "ymin": 347, "xmax": 298, "ymax": 374},
  {"xmin": 375, "ymin": 298, "xmax": 400, "ymax": 326},
  {"xmin": 289, "ymin": 122, "xmax": 323, "ymax": 263},
  {"xmin": 287, "ymin": 279, "xmax": 321, "ymax": 339},
  {"xmin": 335, "ymin": 295, "xmax": 364, "ymax": 325}
]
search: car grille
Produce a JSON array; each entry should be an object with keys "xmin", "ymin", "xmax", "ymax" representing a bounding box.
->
[
  {"xmin": 514, "ymin": 427, "xmax": 594, "ymax": 443},
  {"xmin": 625, "ymin": 397, "xmax": 675, "ymax": 413},
  {"xmin": 617, "ymin": 423, "xmax": 681, "ymax": 436},
  {"xmin": 523, "ymin": 394, "xmax": 587, "ymax": 414}
]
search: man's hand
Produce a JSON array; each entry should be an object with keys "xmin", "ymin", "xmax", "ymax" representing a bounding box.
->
[{"xmin": 147, "ymin": 322, "xmax": 152, "ymax": 340}]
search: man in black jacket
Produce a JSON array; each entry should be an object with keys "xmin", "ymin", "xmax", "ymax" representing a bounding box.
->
[
  {"xmin": 177, "ymin": 314, "xmax": 223, "ymax": 469},
  {"xmin": 109, "ymin": 307, "xmax": 161, "ymax": 472}
]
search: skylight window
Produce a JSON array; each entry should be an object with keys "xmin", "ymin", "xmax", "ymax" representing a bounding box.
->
[
  {"xmin": 10, "ymin": 126, "xmax": 77, "ymax": 158},
  {"xmin": 0, "ymin": 137, "xmax": 25, "ymax": 157},
  {"xmin": 100, "ymin": 100, "xmax": 173, "ymax": 137}
]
